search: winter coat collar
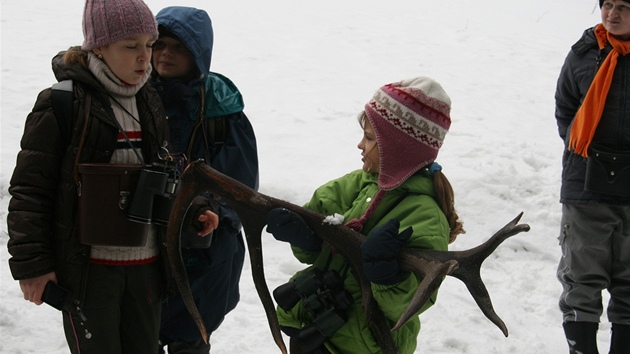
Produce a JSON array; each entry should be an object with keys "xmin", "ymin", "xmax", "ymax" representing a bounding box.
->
[{"xmin": 153, "ymin": 72, "xmax": 245, "ymax": 120}]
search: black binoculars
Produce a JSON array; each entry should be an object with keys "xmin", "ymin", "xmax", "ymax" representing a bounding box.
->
[
  {"xmin": 128, "ymin": 159, "xmax": 179, "ymax": 225},
  {"xmin": 273, "ymin": 268, "xmax": 353, "ymax": 353}
]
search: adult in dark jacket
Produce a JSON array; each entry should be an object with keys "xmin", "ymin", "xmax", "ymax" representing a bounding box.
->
[
  {"xmin": 151, "ymin": 6, "xmax": 259, "ymax": 354},
  {"xmin": 6, "ymin": 1, "xmax": 215, "ymax": 353},
  {"xmin": 554, "ymin": 0, "xmax": 630, "ymax": 353}
]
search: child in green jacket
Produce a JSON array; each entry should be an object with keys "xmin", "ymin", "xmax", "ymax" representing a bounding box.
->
[{"xmin": 266, "ymin": 76, "xmax": 465, "ymax": 354}]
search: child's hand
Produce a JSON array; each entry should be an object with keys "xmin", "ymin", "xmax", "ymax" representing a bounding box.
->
[
  {"xmin": 19, "ymin": 272, "xmax": 57, "ymax": 305},
  {"xmin": 265, "ymin": 208, "xmax": 322, "ymax": 251},
  {"xmin": 196, "ymin": 210, "xmax": 219, "ymax": 236},
  {"xmin": 361, "ymin": 219, "xmax": 413, "ymax": 285},
  {"xmin": 184, "ymin": 196, "xmax": 218, "ymax": 237}
]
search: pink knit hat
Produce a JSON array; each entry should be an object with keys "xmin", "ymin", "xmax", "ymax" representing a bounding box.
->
[
  {"xmin": 364, "ymin": 76, "xmax": 451, "ymax": 191},
  {"xmin": 82, "ymin": 0, "xmax": 158, "ymax": 50}
]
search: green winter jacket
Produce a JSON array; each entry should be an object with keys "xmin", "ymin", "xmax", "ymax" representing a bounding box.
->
[{"xmin": 277, "ymin": 169, "xmax": 450, "ymax": 354}]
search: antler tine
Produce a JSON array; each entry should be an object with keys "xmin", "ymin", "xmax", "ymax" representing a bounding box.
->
[
  {"xmin": 242, "ymin": 222, "xmax": 289, "ymax": 354},
  {"xmin": 392, "ymin": 258, "xmax": 459, "ymax": 332},
  {"xmin": 187, "ymin": 162, "xmax": 289, "ymax": 354},
  {"xmin": 457, "ymin": 212, "xmax": 530, "ymax": 262},
  {"xmin": 166, "ymin": 163, "xmax": 211, "ymax": 344},
  {"xmin": 429, "ymin": 212, "xmax": 530, "ymax": 337},
  {"xmin": 389, "ymin": 213, "xmax": 530, "ymax": 336}
]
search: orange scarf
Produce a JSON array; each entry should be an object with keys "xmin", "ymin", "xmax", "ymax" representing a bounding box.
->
[{"xmin": 568, "ymin": 23, "xmax": 630, "ymax": 157}]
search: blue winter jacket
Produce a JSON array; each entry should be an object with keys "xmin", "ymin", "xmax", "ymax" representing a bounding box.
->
[{"xmin": 151, "ymin": 6, "xmax": 260, "ymax": 343}]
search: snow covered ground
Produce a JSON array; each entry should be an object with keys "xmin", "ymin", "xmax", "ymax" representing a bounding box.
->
[{"xmin": 1, "ymin": 1, "xmax": 606, "ymax": 353}]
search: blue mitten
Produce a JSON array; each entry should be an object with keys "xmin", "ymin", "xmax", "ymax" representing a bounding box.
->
[
  {"xmin": 361, "ymin": 219, "xmax": 413, "ymax": 285},
  {"xmin": 266, "ymin": 208, "xmax": 322, "ymax": 251}
]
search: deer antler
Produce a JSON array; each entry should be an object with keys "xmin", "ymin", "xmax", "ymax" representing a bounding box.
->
[
  {"xmin": 165, "ymin": 160, "xmax": 530, "ymax": 353},
  {"xmin": 395, "ymin": 212, "xmax": 530, "ymax": 335}
]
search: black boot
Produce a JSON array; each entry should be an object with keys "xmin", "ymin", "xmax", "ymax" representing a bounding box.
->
[
  {"xmin": 166, "ymin": 337, "xmax": 211, "ymax": 354},
  {"xmin": 610, "ymin": 323, "xmax": 630, "ymax": 354},
  {"xmin": 563, "ymin": 321, "xmax": 599, "ymax": 354}
]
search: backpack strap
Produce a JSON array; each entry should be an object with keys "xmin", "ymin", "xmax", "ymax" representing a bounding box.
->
[
  {"xmin": 186, "ymin": 82, "xmax": 228, "ymax": 163},
  {"xmin": 206, "ymin": 116, "xmax": 227, "ymax": 148},
  {"xmin": 51, "ymin": 79, "xmax": 74, "ymax": 146}
]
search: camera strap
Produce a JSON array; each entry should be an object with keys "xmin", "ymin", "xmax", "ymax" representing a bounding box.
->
[
  {"xmin": 107, "ymin": 93, "xmax": 147, "ymax": 167},
  {"xmin": 187, "ymin": 112, "xmax": 210, "ymax": 162},
  {"xmin": 73, "ymin": 93, "xmax": 92, "ymax": 187}
]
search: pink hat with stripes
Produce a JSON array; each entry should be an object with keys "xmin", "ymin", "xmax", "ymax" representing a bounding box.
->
[{"xmin": 364, "ymin": 77, "xmax": 451, "ymax": 190}]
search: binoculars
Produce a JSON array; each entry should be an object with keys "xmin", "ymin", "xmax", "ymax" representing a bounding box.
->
[
  {"xmin": 128, "ymin": 158, "xmax": 179, "ymax": 225},
  {"xmin": 273, "ymin": 268, "xmax": 353, "ymax": 353}
]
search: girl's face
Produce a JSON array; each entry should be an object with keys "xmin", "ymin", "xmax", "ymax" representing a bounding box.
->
[
  {"xmin": 152, "ymin": 36, "xmax": 197, "ymax": 81},
  {"xmin": 92, "ymin": 34, "xmax": 156, "ymax": 86},
  {"xmin": 602, "ymin": 0, "xmax": 630, "ymax": 39},
  {"xmin": 358, "ymin": 116, "xmax": 380, "ymax": 174}
]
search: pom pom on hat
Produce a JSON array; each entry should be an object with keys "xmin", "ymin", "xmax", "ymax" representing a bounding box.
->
[
  {"xmin": 82, "ymin": 0, "xmax": 158, "ymax": 50},
  {"xmin": 364, "ymin": 76, "xmax": 451, "ymax": 190}
]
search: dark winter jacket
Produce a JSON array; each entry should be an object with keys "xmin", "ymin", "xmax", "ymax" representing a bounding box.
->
[
  {"xmin": 152, "ymin": 6, "xmax": 259, "ymax": 342},
  {"xmin": 7, "ymin": 49, "xmax": 170, "ymax": 298},
  {"xmin": 555, "ymin": 26, "xmax": 630, "ymax": 204}
]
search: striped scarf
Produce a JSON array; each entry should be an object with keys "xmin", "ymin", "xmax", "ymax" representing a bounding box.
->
[{"xmin": 568, "ymin": 23, "xmax": 630, "ymax": 157}]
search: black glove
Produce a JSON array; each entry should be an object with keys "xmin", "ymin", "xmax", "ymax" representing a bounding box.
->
[
  {"xmin": 266, "ymin": 208, "xmax": 322, "ymax": 251},
  {"xmin": 361, "ymin": 219, "xmax": 412, "ymax": 285}
]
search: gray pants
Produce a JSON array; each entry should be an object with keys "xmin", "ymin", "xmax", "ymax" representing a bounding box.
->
[{"xmin": 557, "ymin": 204, "xmax": 630, "ymax": 324}]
